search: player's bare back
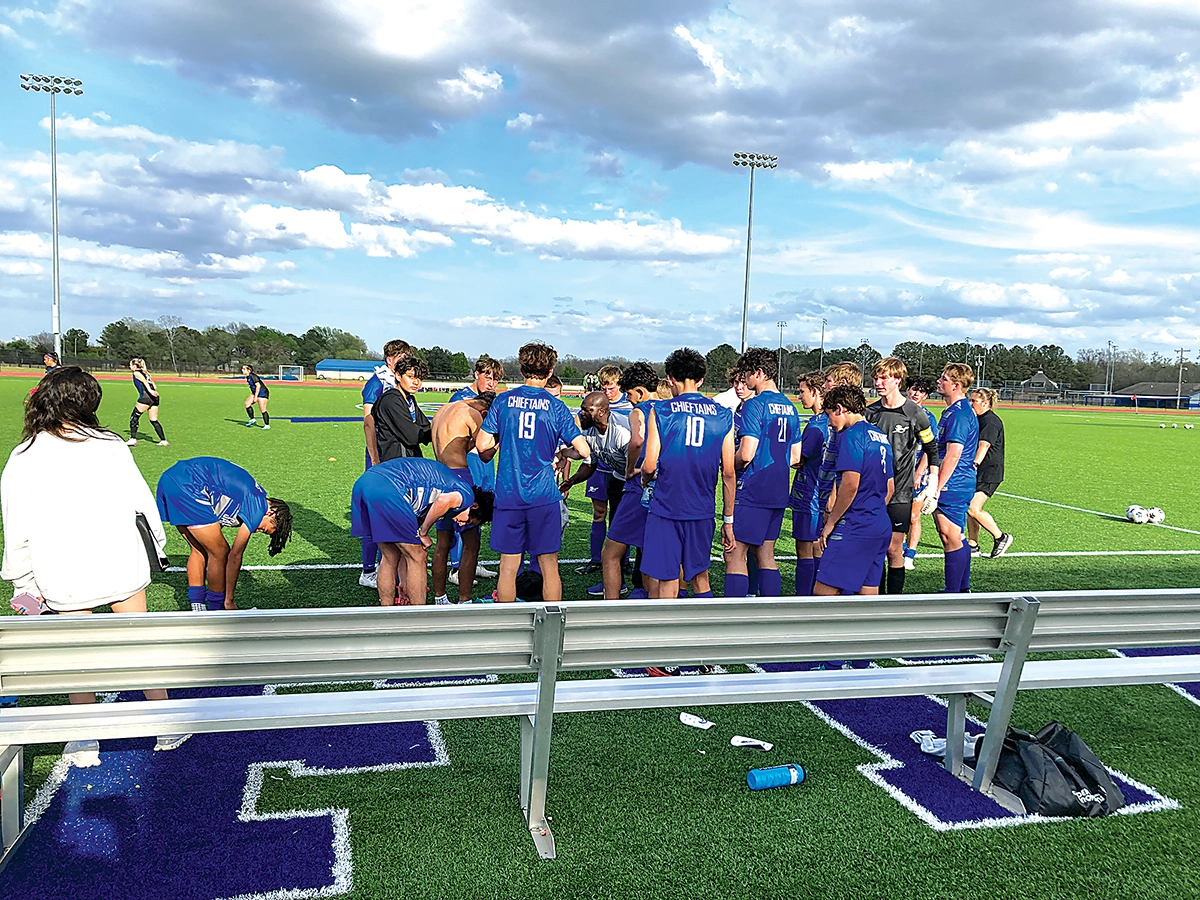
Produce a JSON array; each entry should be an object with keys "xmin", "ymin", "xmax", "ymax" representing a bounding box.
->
[{"xmin": 432, "ymin": 399, "xmax": 485, "ymax": 469}]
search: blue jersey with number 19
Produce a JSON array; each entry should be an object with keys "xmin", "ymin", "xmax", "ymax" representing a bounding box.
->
[
  {"xmin": 738, "ymin": 390, "xmax": 801, "ymax": 508},
  {"xmin": 648, "ymin": 392, "xmax": 733, "ymax": 521},
  {"xmin": 481, "ymin": 384, "xmax": 581, "ymax": 510}
]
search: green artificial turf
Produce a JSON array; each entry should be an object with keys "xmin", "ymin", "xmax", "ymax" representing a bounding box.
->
[{"xmin": 2, "ymin": 374, "xmax": 1200, "ymax": 899}]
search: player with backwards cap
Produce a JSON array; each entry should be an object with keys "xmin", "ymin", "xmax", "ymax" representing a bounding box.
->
[
  {"xmin": 640, "ymin": 347, "xmax": 736, "ymax": 608},
  {"xmin": 725, "ymin": 347, "xmax": 801, "ymax": 598},
  {"xmin": 931, "ymin": 363, "xmax": 979, "ymax": 593},
  {"xmin": 475, "ymin": 342, "xmax": 590, "ymax": 603}
]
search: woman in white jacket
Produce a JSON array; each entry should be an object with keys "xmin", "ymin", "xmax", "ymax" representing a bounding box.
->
[{"xmin": 1, "ymin": 367, "xmax": 189, "ymax": 767}]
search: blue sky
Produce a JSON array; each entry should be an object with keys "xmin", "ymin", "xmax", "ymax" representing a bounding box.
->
[{"xmin": 3, "ymin": 0, "xmax": 1200, "ymax": 360}]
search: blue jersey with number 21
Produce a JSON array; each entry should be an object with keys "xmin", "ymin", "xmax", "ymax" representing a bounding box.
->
[
  {"xmin": 649, "ymin": 392, "xmax": 733, "ymax": 521},
  {"xmin": 481, "ymin": 385, "xmax": 581, "ymax": 509},
  {"xmin": 738, "ymin": 390, "xmax": 801, "ymax": 508}
]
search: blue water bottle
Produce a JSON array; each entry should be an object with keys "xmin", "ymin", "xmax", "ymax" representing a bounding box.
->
[{"xmin": 747, "ymin": 763, "xmax": 806, "ymax": 790}]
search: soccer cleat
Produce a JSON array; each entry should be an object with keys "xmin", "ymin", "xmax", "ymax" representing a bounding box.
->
[
  {"xmin": 588, "ymin": 582, "xmax": 629, "ymax": 597},
  {"xmin": 63, "ymin": 739, "xmax": 101, "ymax": 768},
  {"xmin": 358, "ymin": 570, "xmax": 378, "ymax": 588},
  {"xmin": 627, "ymin": 588, "xmax": 649, "ymax": 599},
  {"xmin": 475, "ymin": 563, "xmax": 497, "ymax": 578},
  {"xmin": 262, "ymin": 424, "xmax": 270, "ymax": 430},
  {"xmin": 967, "ymin": 542, "xmax": 982, "ymax": 557},
  {"xmin": 991, "ymin": 533, "xmax": 1014, "ymax": 558},
  {"xmin": 126, "ymin": 438, "xmax": 137, "ymax": 446},
  {"xmin": 157, "ymin": 440, "xmax": 169, "ymax": 447},
  {"xmin": 575, "ymin": 561, "xmax": 601, "ymax": 575},
  {"xmin": 245, "ymin": 420, "xmax": 255, "ymax": 427},
  {"xmin": 448, "ymin": 568, "xmax": 459, "ymax": 586},
  {"xmin": 903, "ymin": 555, "xmax": 915, "ymax": 571},
  {"xmin": 154, "ymin": 733, "xmax": 191, "ymax": 752},
  {"xmin": 646, "ymin": 666, "xmax": 680, "ymax": 677}
]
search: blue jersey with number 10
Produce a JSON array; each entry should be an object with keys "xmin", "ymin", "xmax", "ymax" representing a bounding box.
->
[
  {"xmin": 648, "ymin": 392, "xmax": 733, "ymax": 521},
  {"xmin": 738, "ymin": 390, "xmax": 801, "ymax": 508},
  {"xmin": 481, "ymin": 384, "xmax": 581, "ymax": 510}
]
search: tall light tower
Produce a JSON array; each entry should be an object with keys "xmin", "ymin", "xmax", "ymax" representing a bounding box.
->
[
  {"xmin": 819, "ymin": 317, "xmax": 827, "ymax": 370},
  {"xmin": 1106, "ymin": 340, "xmax": 1117, "ymax": 394},
  {"xmin": 20, "ymin": 73, "xmax": 84, "ymax": 360},
  {"xmin": 776, "ymin": 320, "xmax": 787, "ymax": 384},
  {"xmin": 732, "ymin": 152, "xmax": 778, "ymax": 353},
  {"xmin": 1176, "ymin": 348, "xmax": 1190, "ymax": 409}
]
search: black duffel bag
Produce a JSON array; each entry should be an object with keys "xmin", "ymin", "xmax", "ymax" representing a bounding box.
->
[{"xmin": 988, "ymin": 721, "xmax": 1126, "ymax": 817}]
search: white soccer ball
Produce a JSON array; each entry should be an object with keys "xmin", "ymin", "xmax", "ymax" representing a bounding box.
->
[
  {"xmin": 1159, "ymin": 423, "xmax": 1166, "ymax": 429},
  {"xmin": 1187, "ymin": 424, "xmax": 1195, "ymax": 430},
  {"xmin": 1147, "ymin": 507, "xmax": 1165, "ymax": 525},
  {"xmin": 1172, "ymin": 423, "xmax": 1178, "ymax": 429},
  {"xmin": 1127, "ymin": 505, "xmax": 1150, "ymax": 524}
]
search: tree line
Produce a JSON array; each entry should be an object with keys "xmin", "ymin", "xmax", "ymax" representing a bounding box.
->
[{"xmin": 0, "ymin": 320, "xmax": 1180, "ymax": 391}]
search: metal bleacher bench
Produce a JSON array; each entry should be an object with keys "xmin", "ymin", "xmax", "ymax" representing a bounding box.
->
[{"xmin": 3, "ymin": 589, "xmax": 1200, "ymax": 861}]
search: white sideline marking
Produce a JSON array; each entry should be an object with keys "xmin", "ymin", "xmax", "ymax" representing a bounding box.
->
[
  {"xmin": 163, "ymin": 546, "xmax": 1200, "ymax": 574},
  {"xmin": 997, "ymin": 492, "xmax": 1200, "ymax": 536}
]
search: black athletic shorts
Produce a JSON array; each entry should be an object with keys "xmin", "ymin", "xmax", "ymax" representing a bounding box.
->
[
  {"xmin": 976, "ymin": 481, "xmax": 1001, "ymax": 498},
  {"xmin": 887, "ymin": 500, "xmax": 911, "ymax": 533},
  {"xmin": 137, "ymin": 393, "xmax": 159, "ymax": 408}
]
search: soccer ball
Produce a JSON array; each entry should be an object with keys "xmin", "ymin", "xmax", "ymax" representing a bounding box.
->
[
  {"xmin": 1187, "ymin": 424, "xmax": 1195, "ymax": 430},
  {"xmin": 1172, "ymin": 423, "xmax": 1179, "ymax": 429},
  {"xmin": 1126, "ymin": 505, "xmax": 1150, "ymax": 524},
  {"xmin": 1147, "ymin": 507, "xmax": 1165, "ymax": 525},
  {"xmin": 1159, "ymin": 423, "xmax": 1166, "ymax": 429}
]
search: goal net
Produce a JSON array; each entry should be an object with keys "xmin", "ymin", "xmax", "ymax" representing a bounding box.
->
[{"xmin": 279, "ymin": 365, "xmax": 304, "ymax": 382}]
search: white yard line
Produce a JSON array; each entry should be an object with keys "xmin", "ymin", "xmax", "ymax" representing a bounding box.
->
[{"xmin": 996, "ymin": 491, "xmax": 1200, "ymax": 536}]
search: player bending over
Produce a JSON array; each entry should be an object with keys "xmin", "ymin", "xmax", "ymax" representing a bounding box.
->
[
  {"xmin": 866, "ymin": 358, "xmax": 939, "ymax": 594},
  {"xmin": 242, "ymin": 364, "xmax": 271, "ymax": 429},
  {"xmin": 430, "ymin": 390, "xmax": 497, "ymax": 603},
  {"xmin": 127, "ymin": 358, "xmax": 168, "ymax": 447},
  {"xmin": 476, "ymin": 342, "xmax": 589, "ymax": 603},
  {"xmin": 932, "ymin": 364, "xmax": 979, "ymax": 593},
  {"xmin": 156, "ymin": 457, "xmax": 292, "ymax": 611},
  {"xmin": 351, "ymin": 457, "xmax": 494, "ymax": 606},
  {"xmin": 725, "ymin": 347, "xmax": 801, "ymax": 598},
  {"xmin": 789, "ymin": 371, "xmax": 829, "ymax": 595},
  {"xmin": 359, "ymin": 338, "xmax": 412, "ymax": 588},
  {"xmin": 640, "ymin": 348, "xmax": 736, "ymax": 605},
  {"xmin": 813, "ymin": 385, "xmax": 894, "ymax": 595}
]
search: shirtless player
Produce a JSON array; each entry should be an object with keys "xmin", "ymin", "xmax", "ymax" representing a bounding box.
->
[{"xmin": 430, "ymin": 391, "xmax": 497, "ymax": 603}]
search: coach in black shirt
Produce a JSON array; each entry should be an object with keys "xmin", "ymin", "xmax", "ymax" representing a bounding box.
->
[
  {"xmin": 967, "ymin": 388, "xmax": 1012, "ymax": 558},
  {"xmin": 374, "ymin": 355, "xmax": 432, "ymax": 461}
]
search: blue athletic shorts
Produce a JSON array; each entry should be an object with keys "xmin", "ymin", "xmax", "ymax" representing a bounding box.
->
[
  {"xmin": 490, "ymin": 503, "xmax": 563, "ymax": 556},
  {"xmin": 350, "ymin": 472, "xmax": 421, "ymax": 545},
  {"xmin": 467, "ymin": 451, "xmax": 495, "ymax": 493},
  {"xmin": 585, "ymin": 468, "xmax": 609, "ymax": 500},
  {"xmin": 815, "ymin": 530, "xmax": 890, "ymax": 594},
  {"xmin": 156, "ymin": 473, "xmax": 222, "ymax": 528},
  {"xmin": 935, "ymin": 491, "xmax": 971, "ymax": 532},
  {"xmin": 641, "ymin": 513, "xmax": 715, "ymax": 582},
  {"xmin": 607, "ymin": 490, "xmax": 649, "ymax": 548},
  {"xmin": 436, "ymin": 467, "xmax": 476, "ymax": 533},
  {"xmin": 791, "ymin": 502, "xmax": 820, "ymax": 543},
  {"xmin": 734, "ymin": 505, "xmax": 785, "ymax": 546}
]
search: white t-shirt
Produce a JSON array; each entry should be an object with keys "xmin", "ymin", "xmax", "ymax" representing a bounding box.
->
[{"xmin": 1, "ymin": 431, "xmax": 166, "ymax": 611}]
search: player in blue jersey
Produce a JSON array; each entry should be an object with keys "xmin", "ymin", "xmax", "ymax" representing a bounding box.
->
[
  {"xmin": 359, "ymin": 338, "xmax": 411, "ymax": 588},
  {"xmin": 241, "ymin": 364, "xmax": 271, "ymax": 429},
  {"xmin": 580, "ymin": 363, "xmax": 660, "ymax": 599},
  {"xmin": 351, "ymin": 457, "xmax": 493, "ymax": 606},
  {"xmin": 156, "ymin": 458, "xmax": 292, "ymax": 611},
  {"xmin": 476, "ymin": 342, "xmax": 590, "ymax": 603},
  {"xmin": 932, "ymin": 363, "xmax": 979, "ymax": 593},
  {"xmin": 789, "ymin": 371, "xmax": 829, "ymax": 595},
  {"xmin": 450, "ymin": 355, "xmax": 504, "ymax": 402},
  {"xmin": 640, "ymin": 348, "xmax": 736, "ymax": 601},
  {"xmin": 813, "ymin": 362, "xmax": 864, "ymax": 567},
  {"xmin": 126, "ymin": 358, "xmax": 168, "ymax": 447},
  {"xmin": 725, "ymin": 348, "xmax": 802, "ymax": 597},
  {"xmin": 903, "ymin": 376, "xmax": 939, "ymax": 570},
  {"xmin": 814, "ymin": 385, "xmax": 894, "ymax": 595}
]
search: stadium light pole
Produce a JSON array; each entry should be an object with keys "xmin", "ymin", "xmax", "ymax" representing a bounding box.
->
[
  {"xmin": 776, "ymin": 320, "xmax": 787, "ymax": 383},
  {"xmin": 732, "ymin": 152, "xmax": 778, "ymax": 353},
  {"xmin": 1176, "ymin": 348, "xmax": 1190, "ymax": 409},
  {"xmin": 819, "ymin": 317, "xmax": 827, "ymax": 370},
  {"xmin": 19, "ymin": 73, "xmax": 84, "ymax": 361},
  {"xmin": 1106, "ymin": 340, "xmax": 1117, "ymax": 394}
]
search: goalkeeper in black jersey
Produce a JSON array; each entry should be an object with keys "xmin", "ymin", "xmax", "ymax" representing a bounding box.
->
[{"xmin": 866, "ymin": 357, "xmax": 939, "ymax": 593}]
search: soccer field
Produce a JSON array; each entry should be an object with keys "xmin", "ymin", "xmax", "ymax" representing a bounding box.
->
[{"xmin": 2, "ymin": 373, "xmax": 1199, "ymax": 899}]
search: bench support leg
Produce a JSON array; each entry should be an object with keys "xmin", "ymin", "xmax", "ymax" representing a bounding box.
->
[
  {"xmin": 972, "ymin": 595, "xmax": 1039, "ymax": 795},
  {"xmin": 520, "ymin": 607, "xmax": 564, "ymax": 860},
  {"xmin": 1, "ymin": 745, "xmax": 23, "ymax": 855},
  {"xmin": 944, "ymin": 694, "xmax": 966, "ymax": 777}
]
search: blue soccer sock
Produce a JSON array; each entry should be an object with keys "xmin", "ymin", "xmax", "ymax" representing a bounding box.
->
[
  {"xmin": 449, "ymin": 531, "xmax": 463, "ymax": 569},
  {"xmin": 361, "ymin": 538, "xmax": 378, "ymax": 573},
  {"xmin": 747, "ymin": 554, "xmax": 760, "ymax": 595},
  {"xmin": 723, "ymin": 573, "xmax": 750, "ymax": 598},
  {"xmin": 205, "ymin": 589, "xmax": 225, "ymax": 611},
  {"xmin": 693, "ymin": 589, "xmax": 714, "ymax": 598},
  {"xmin": 796, "ymin": 558, "xmax": 817, "ymax": 595},
  {"xmin": 589, "ymin": 521, "xmax": 606, "ymax": 563},
  {"xmin": 758, "ymin": 568, "xmax": 782, "ymax": 597},
  {"xmin": 944, "ymin": 546, "xmax": 969, "ymax": 594},
  {"xmin": 903, "ymin": 545, "xmax": 917, "ymax": 561},
  {"xmin": 187, "ymin": 585, "xmax": 206, "ymax": 611}
]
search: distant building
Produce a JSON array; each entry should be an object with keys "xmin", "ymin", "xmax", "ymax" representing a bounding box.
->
[
  {"xmin": 1016, "ymin": 369, "xmax": 1061, "ymax": 401},
  {"xmin": 1113, "ymin": 381, "xmax": 1200, "ymax": 409}
]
